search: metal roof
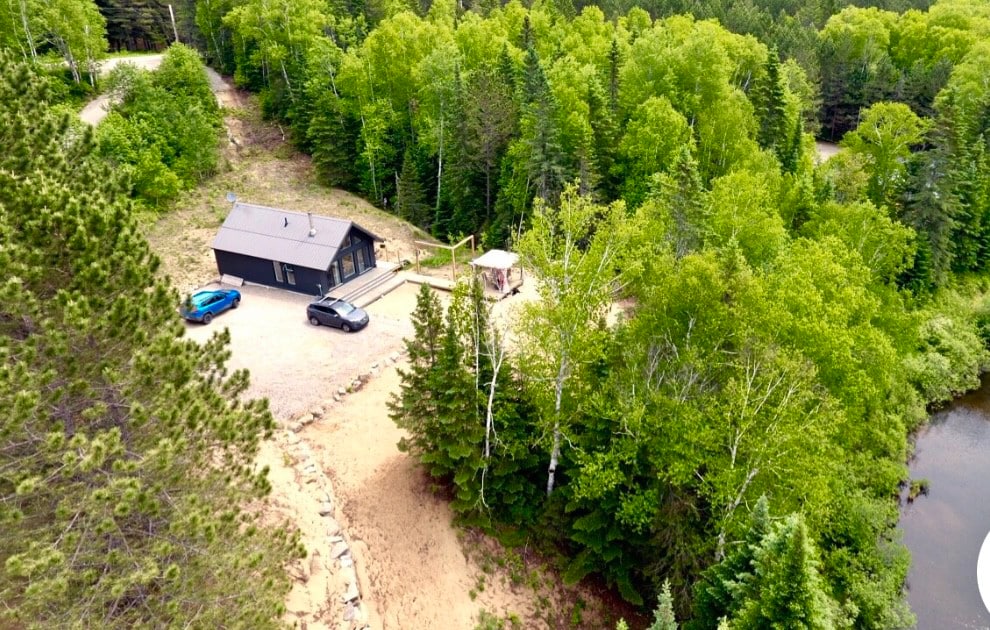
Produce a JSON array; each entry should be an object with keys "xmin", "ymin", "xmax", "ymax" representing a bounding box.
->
[{"xmin": 212, "ymin": 202, "xmax": 382, "ymax": 270}]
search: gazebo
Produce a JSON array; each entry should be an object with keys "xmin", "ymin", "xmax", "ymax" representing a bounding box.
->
[{"xmin": 470, "ymin": 249, "xmax": 523, "ymax": 298}]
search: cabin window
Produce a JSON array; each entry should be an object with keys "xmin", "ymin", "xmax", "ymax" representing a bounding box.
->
[
  {"xmin": 273, "ymin": 261, "xmax": 284, "ymax": 283},
  {"xmin": 341, "ymin": 253, "xmax": 356, "ymax": 279}
]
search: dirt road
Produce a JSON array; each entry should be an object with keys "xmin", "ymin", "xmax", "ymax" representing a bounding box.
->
[{"xmin": 79, "ymin": 53, "xmax": 230, "ymax": 125}]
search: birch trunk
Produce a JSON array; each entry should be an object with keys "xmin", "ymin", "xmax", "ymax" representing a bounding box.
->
[
  {"xmin": 16, "ymin": 0, "xmax": 36, "ymax": 59},
  {"xmin": 546, "ymin": 355, "xmax": 567, "ymax": 496}
]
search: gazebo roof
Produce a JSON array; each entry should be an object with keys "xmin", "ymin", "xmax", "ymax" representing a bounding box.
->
[{"xmin": 470, "ymin": 249, "xmax": 519, "ymax": 270}]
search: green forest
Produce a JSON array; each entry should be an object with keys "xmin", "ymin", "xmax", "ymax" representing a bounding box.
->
[{"xmin": 4, "ymin": 0, "xmax": 990, "ymax": 627}]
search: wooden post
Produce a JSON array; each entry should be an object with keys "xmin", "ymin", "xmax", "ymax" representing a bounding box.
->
[
  {"xmin": 415, "ymin": 248, "xmax": 420, "ymax": 273},
  {"xmin": 451, "ymin": 246, "xmax": 456, "ymax": 282}
]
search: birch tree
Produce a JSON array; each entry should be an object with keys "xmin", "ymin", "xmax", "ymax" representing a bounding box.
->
[
  {"xmin": 38, "ymin": 0, "xmax": 106, "ymax": 83},
  {"xmin": 516, "ymin": 184, "xmax": 628, "ymax": 496}
]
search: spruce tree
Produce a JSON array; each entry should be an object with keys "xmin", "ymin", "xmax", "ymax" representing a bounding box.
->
[
  {"xmin": 649, "ymin": 580, "xmax": 679, "ymax": 630},
  {"xmin": 731, "ymin": 515, "xmax": 836, "ymax": 630},
  {"xmin": 751, "ymin": 47, "xmax": 789, "ymax": 162},
  {"xmin": 520, "ymin": 45, "xmax": 567, "ymax": 204},
  {"xmin": 390, "ymin": 283, "xmax": 445, "ymax": 454},
  {"xmin": 396, "ymin": 147, "xmax": 430, "ymax": 229},
  {"xmin": 691, "ymin": 496, "xmax": 771, "ymax": 628},
  {"xmin": 652, "ymin": 145, "xmax": 705, "ymax": 259},
  {"xmin": 0, "ymin": 53, "xmax": 299, "ymax": 627},
  {"xmin": 308, "ymin": 91, "xmax": 361, "ymax": 188}
]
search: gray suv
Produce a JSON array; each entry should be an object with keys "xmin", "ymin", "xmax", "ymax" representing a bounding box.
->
[{"xmin": 307, "ymin": 297, "xmax": 369, "ymax": 332}]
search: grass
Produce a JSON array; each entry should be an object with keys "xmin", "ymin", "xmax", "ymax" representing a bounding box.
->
[{"xmin": 416, "ymin": 248, "xmax": 458, "ymax": 268}]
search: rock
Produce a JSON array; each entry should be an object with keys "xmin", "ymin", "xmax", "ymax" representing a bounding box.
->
[
  {"xmin": 311, "ymin": 407, "xmax": 324, "ymax": 418},
  {"xmin": 338, "ymin": 552, "xmax": 353, "ymax": 568},
  {"xmin": 389, "ymin": 352, "xmax": 400, "ymax": 362},
  {"xmin": 352, "ymin": 603, "xmax": 369, "ymax": 626},
  {"xmin": 337, "ymin": 387, "xmax": 347, "ymax": 396},
  {"xmin": 351, "ymin": 379, "xmax": 362, "ymax": 390},
  {"xmin": 309, "ymin": 551, "xmax": 322, "ymax": 577},
  {"xmin": 333, "ymin": 394, "xmax": 341, "ymax": 402},
  {"xmin": 299, "ymin": 413, "xmax": 315, "ymax": 426},
  {"xmin": 330, "ymin": 542, "xmax": 349, "ymax": 559},
  {"xmin": 343, "ymin": 604, "xmax": 356, "ymax": 621},
  {"xmin": 318, "ymin": 500, "xmax": 334, "ymax": 516},
  {"xmin": 285, "ymin": 433, "xmax": 300, "ymax": 445},
  {"xmin": 369, "ymin": 367, "xmax": 379, "ymax": 377},
  {"xmin": 339, "ymin": 565, "xmax": 358, "ymax": 587},
  {"xmin": 304, "ymin": 463, "xmax": 318, "ymax": 474},
  {"xmin": 325, "ymin": 517, "xmax": 341, "ymax": 536},
  {"xmin": 328, "ymin": 535, "xmax": 344, "ymax": 544},
  {"xmin": 341, "ymin": 582, "xmax": 360, "ymax": 603},
  {"xmin": 288, "ymin": 422, "xmax": 303, "ymax": 433},
  {"xmin": 370, "ymin": 361, "xmax": 379, "ymax": 370}
]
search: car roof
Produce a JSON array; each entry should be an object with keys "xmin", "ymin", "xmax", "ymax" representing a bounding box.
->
[
  {"xmin": 191, "ymin": 289, "xmax": 230, "ymax": 302},
  {"xmin": 312, "ymin": 297, "xmax": 352, "ymax": 307}
]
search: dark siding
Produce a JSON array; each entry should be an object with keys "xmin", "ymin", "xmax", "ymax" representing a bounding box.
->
[{"xmin": 215, "ymin": 250, "xmax": 329, "ymax": 296}]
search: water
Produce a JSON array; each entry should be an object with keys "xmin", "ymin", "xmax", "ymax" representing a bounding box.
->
[{"xmin": 902, "ymin": 382, "xmax": 990, "ymax": 629}]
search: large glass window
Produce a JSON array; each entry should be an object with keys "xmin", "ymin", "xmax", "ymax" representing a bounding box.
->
[
  {"xmin": 341, "ymin": 253, "xmax": 356, "ymax": 278},
  {"xmin": 273, "ymin": 260, "xmax": 284, "ymax": 283},
  {"xmin": 357, "ymin": 248, "xmax": 368, "ymax": 273}
]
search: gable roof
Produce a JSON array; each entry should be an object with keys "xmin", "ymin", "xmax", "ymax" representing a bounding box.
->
[{"xmin": 212, "ymin": 202, "xmax": 382, "ymax": 270}]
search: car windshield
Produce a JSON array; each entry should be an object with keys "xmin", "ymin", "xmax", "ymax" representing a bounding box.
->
[{"xmin": 334, "ymin": 301, "xmax": 355, "ymax": 315}]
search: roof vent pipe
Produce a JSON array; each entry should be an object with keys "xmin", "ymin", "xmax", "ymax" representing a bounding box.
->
[{"xmin": 307, "ymin": 212, "xmax": 317, "ymax": 237}]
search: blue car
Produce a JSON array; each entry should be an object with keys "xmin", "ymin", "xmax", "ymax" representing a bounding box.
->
[{"xmin": 180, "ymin": 289, "xmax": 241, "ymax": 324}]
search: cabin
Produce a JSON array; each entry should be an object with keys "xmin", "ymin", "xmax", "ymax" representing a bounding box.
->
[{"xmin": 211, "ymin": 202, "xmax": 383, "ymax": 296}]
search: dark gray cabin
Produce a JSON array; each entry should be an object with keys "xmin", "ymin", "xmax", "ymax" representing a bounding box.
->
[{"xmin": 212, "ymin": 202, "xmax": 383, "ymax": 296}]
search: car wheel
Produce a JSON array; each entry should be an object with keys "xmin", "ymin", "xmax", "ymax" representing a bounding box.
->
[
  {"xmin": 202, "ymin": 312, "xmax": 213, "ymax": 325},
  {"xmin": 232, "ymin": 298, "xmax": 240, "ymax": 309},
  {"xmin": 341, "ymin": 323, "xmax": 351, "ymax": 333},
  {"xmin": 309, "ymin": 316, "xmax": 320, "ymax": 326}
]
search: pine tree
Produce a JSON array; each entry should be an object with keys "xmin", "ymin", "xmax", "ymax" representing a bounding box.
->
[
  {"xmin": 390, "ymin": 283, "xmax": 487, "ymax": 512},
  {"xmin": 308, "ymin": 91, "xmax": 361, "ymax": 188},
  {"xmin": 649, "ymin": 580, "xmax": 679, "ymax": 630},
  {"xmin": 652, "ymin": 145, "xmax": 705, "ymax": 259},
  {"xmin": 0, "ymin": 53, "xmax": 299, "ymax": 627},
  {"xmin": 751, "ymin": 46, "xmax": 789, "ymax": 162},
  {"xmin": 691, "ymin": 496, "xmax": 771, "ymax": 627},
  {"xmin": 521, "ymin": 45, "xmax": 567, "ymax": 204},
  {"xmin": 899, "ymin": 147, "xmax": 958, "ymax": 289},
  {"xmin": 607, "ymin": 38, "xmax": 620, "ymax": 116},
  {"xmin": 396, "ymin": 147, "xmax": 430, "ymax": 228},
  {"xmin": 731, "ymin": 515, "xmax": 836, "ymax": 629},
  {"xmin": 390, "ymin": 283, "xmax": 445, "ymax": 452}
]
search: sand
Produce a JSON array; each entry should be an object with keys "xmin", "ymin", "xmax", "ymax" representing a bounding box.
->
[{"xmin": 145, "ymin": 77, "xmax": 621, "ymax": 628}]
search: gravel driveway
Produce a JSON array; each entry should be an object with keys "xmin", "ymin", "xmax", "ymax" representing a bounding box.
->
[
  {"xmin": 181, "ymin": 282, "xmax": 417, "ymax": 419},
  {"xmin": 80, "ymin": 53, "xmax": 231, "ymax": 125}
]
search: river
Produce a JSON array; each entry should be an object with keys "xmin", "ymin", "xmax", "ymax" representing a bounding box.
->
[{"xmin": 902, "ymin": 380, "xmax": 990, "ymax": 629}]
